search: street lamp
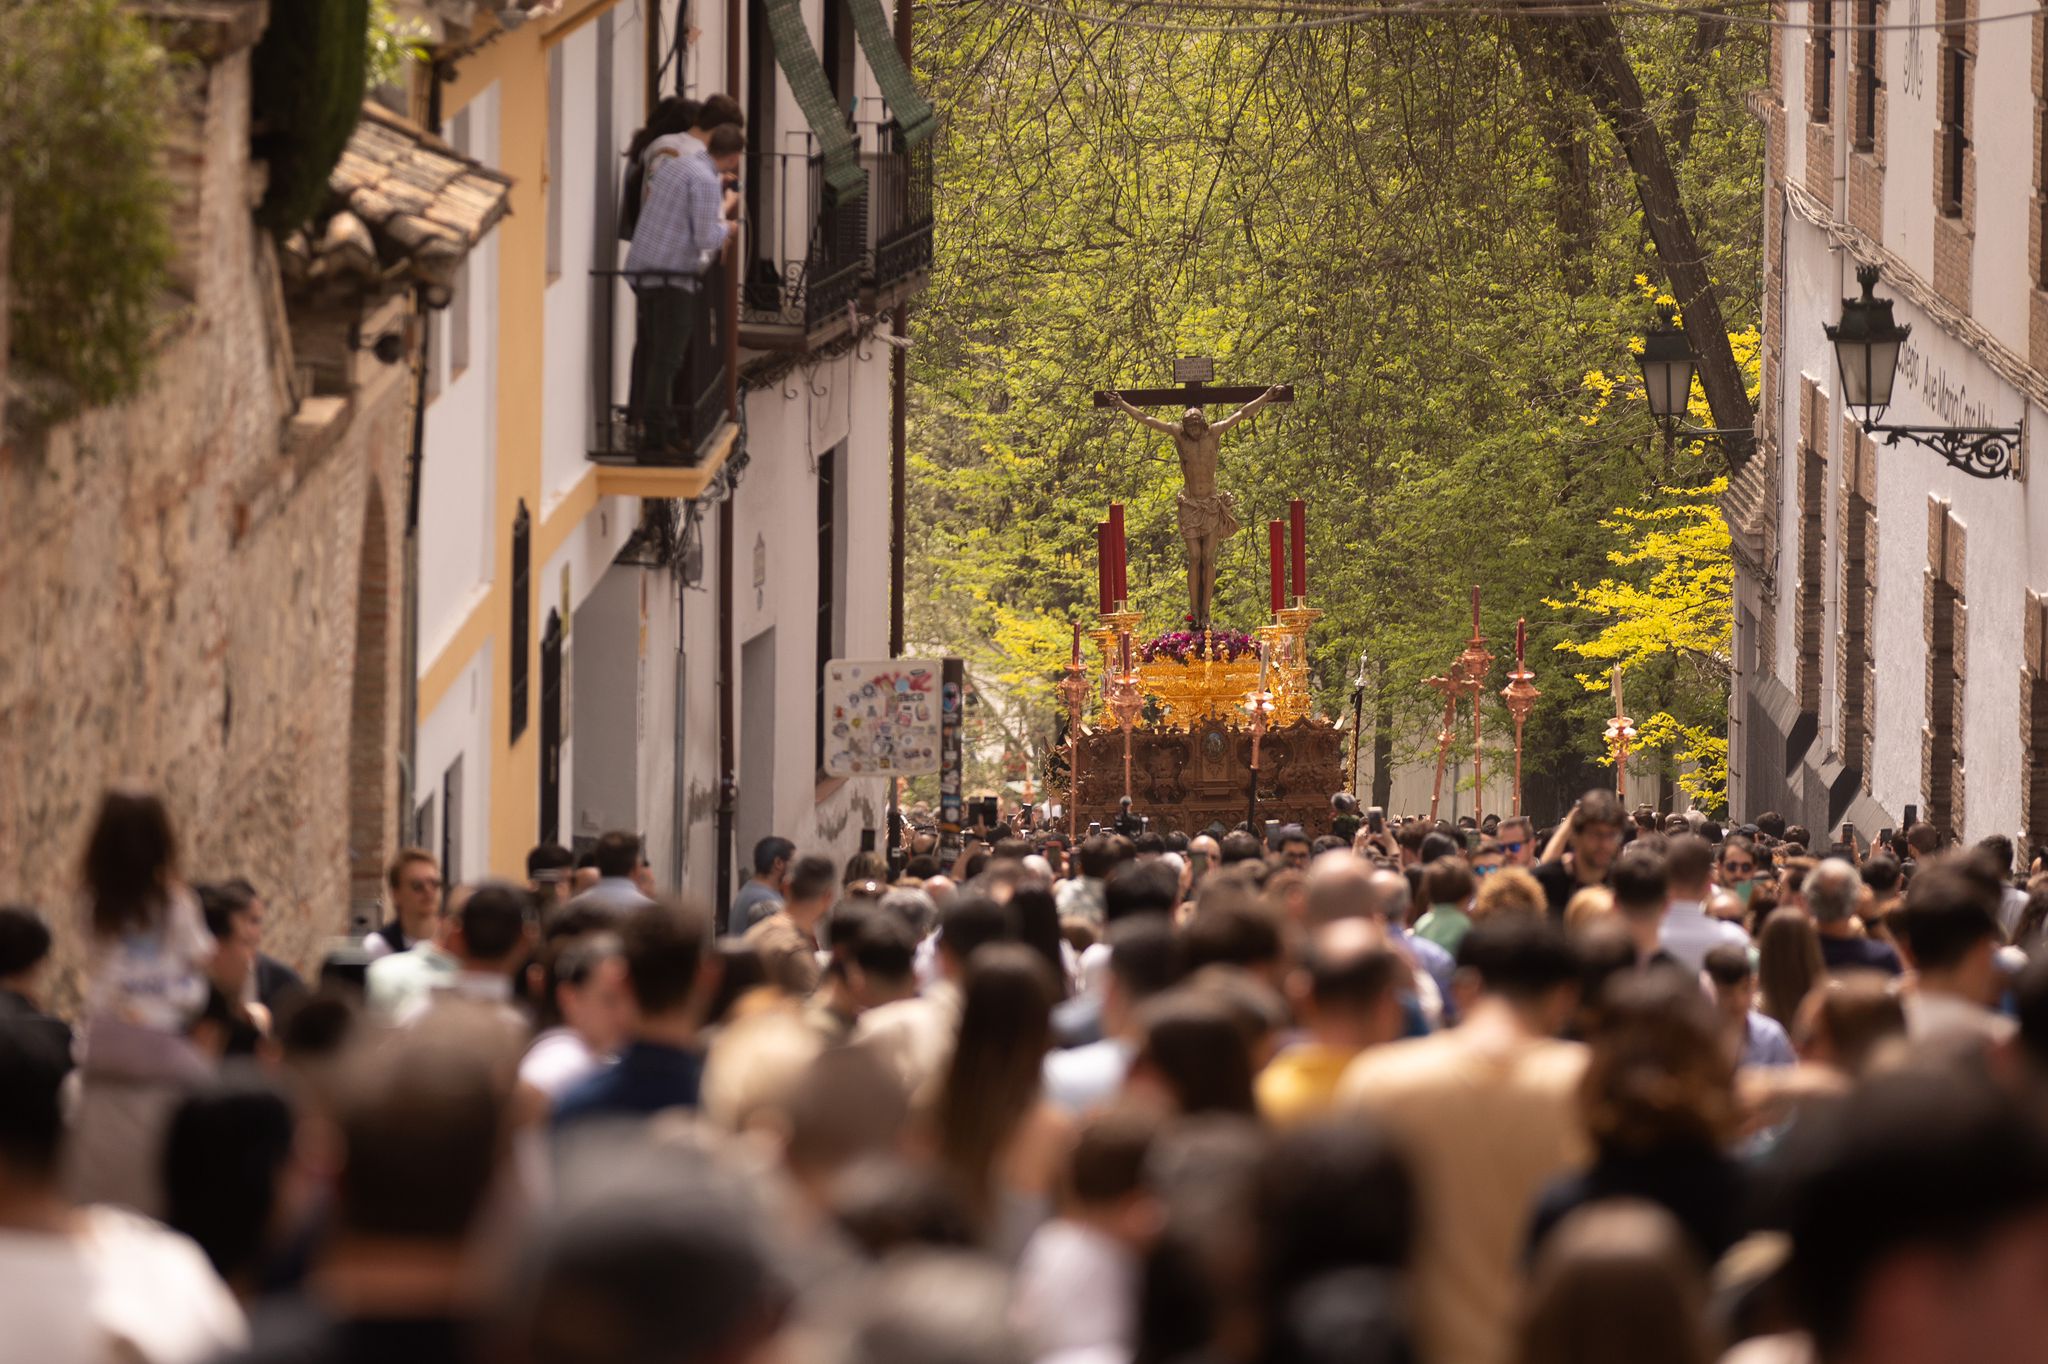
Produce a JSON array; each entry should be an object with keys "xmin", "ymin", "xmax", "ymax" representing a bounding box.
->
[
  {"xmin": 1633, "ymin": 311, "xmax": 1749, "ymax": 468},
  {"xmin": 1637, "ymin": 318, "xmax": 1694, "ymax": 426},
  {"xmin": 1825, "ymin": 263, "xmax": 2024, "ymax": 479}
]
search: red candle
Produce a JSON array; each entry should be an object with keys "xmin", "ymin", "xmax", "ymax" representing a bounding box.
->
[
  {"xmin": 1289, "ymin": 499, "xmax": 1307, "ymax": 602},
  {"xmin": 1096, "ymin": 521, "xmax": 1112, "ymax": 613},
  {"xmin": 1515, "ymin": 616, "xmax": 1527, "ymax": 665},
  {"xmin": 1072, "ymin": 621, "xmax": 1082, "ymax": 667},
  {"xmin": 1109, "ymin": 503, "xmax": 1128, "ymax": 606},
  {"xmin": 1120, "ymin": 632, "xmax": 1132, "ymax": 673},
  {"xmin": 1470, "ymin": 584, "xmax": 1481, "ymax": 633},
  {"xmin": 1268, "ymin": 521, "xmax": 1285, "ymax": 617}
]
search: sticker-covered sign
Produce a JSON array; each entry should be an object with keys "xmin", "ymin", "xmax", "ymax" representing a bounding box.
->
[{"xmin": 821, "ymin": 659, "xmax": 945, "ymax": 777}]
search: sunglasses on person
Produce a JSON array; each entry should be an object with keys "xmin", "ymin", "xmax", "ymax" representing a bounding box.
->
[
  {"xmin": 1720, "ymin": 860, "xmax": 1755, "ymax": 878},
  {"xmin": 1500, "ymin": 840, "xmax": 1526, "ymax": 855}
]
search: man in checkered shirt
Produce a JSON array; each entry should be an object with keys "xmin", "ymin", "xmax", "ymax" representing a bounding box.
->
[{"xmin": 625, "ymin": 122, "xmax": 744, "ymax": 453}]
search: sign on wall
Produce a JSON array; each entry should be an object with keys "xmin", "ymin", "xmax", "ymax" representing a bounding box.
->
[{"xmin": 822, "ymin": 658, "xmax": 945, "ymax": 777}]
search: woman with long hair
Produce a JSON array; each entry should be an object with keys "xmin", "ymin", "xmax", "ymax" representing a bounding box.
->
[
  {"xmin": 70, "ymin": 787, "xmax": 216, "ymax": 1214},
  {"xmin": 932, "ymin": 944, "xmax": 1071, "ymax": 1256},
  {"xmin": 1529, "ymin": 972, "xmax": 1744, "ymax": 1265},
  {"xmin": 1756, "ymin": 908, "xmax": 1825, "ymax": 1032}
]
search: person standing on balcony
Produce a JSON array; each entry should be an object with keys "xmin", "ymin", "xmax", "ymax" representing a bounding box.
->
[{"xmin": 624, "ymin": 120, "xmax": 744, "ymax": 454}]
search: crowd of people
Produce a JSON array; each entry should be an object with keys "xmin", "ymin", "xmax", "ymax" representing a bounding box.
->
[{"xmin": 7, "ymin": 783, "xmax": 2048, "ymax": 1364}]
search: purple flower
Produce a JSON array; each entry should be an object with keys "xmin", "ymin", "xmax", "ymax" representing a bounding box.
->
[{"xmin": 1137, "ymin": 627, "xmax": 1258, "ymax": 665}]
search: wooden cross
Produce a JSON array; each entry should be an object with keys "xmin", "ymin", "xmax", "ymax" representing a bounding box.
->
[{"xmin": 1092, "ymin": 356, "xmax": 1295, "ymax": 410}]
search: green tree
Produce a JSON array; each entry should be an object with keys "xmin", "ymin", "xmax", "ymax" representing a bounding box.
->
[
  {"xmin": 0, "ymin": 0, "xmax": 173, "ymax": 416},
  {"xmin": 906, "ymin": 4, "xmax": 1763, "ymax": 819}
]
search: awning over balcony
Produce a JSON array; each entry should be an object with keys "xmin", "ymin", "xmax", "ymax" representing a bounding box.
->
[
  {"xmin": 844, "ymin": 0, "xmax": 935, "ymax": 147},
  {"xmin": 765, "ymin": 0, "xmax": 867, "ymax": 201}
]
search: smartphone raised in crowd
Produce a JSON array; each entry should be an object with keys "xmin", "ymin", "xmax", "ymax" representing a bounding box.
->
[{"xmin": 1367, "ymin": 807, "xmax": 1386, "ymax": 834}]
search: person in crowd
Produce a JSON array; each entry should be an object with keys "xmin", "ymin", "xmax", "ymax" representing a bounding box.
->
[
  {"xmin": 624, "ymin": 119, "xmax": 744, "ymax": 453},
  {"xmin": 403, "ymin": 881, "xmax": 534, "ymax": 1028},
  {"xmin": 1496, "ymin": 815, "xmax": 1536, "ymax": 869},
  {"xmin": 1803, "ymin": 858, "xmax": 1903, "ymax": 975},
  {"xmin": 805, "ymin": 898, "xmax": 918, "ymax": 1042},
  {"xmin": 1657, "ymin": 834, "xmax": 1749, "ymax": 971},
  {"xmin": 1892, "ymin": 855, "xmax": 2015, "ymax": 1046},
  {"xmin": 1704, "ymin": 943, "xmax": 1797, "ymax": 1068},
  {"xmin": 1793, "ymin": 975, "xmax": 1908, "ymax": 1077},
  {"xmin": 0, "ymin": 1026, "xmax": 247, "ymax": 1363},
  {"xmin": 931, "ymin": 944, "xmax": 1071, "ymax": 1256},
  {"xmin": 1715, "ymin": 834, "xmax": 1759, "ymax": 905},
  {"xmin": 194, "ymin": 882, "xmax": 272, "ymax": 1057},
  {"xmin": 520, "ymin": 931, "xmax": 632, "ymax": 1102},
  {"xmin": 1258, "ymin": 919, "xmax": 1406, "ymax": 1125},
  {"xmin": 857, "ymin": 895, "xmax": 1014, "ymax": 1105},
  {"xmin": 1858, "ymin": 853, "xmax": 1905, "ymax": 922},
  {"xmin": 1530, "ymin": 972, "xmax": 1744, "ymax": 1265},
  {"xmin": 220, "ymin": 1015, "xmax": 518, "ymax": 1364},
  {"xmin": 0, "ymin": 904, "xmax": 72, "ymax": 1067},
  {"xmin": 1767, "ymin": 1065, "xmax": 2048, "ymax": 1364},
  {"xmin": 1757, "ymin": 906, "xmax": 1825, "ymax": 1031},
  {"xmin": 1516, "ymin": 1203, "xmax": 1714, "ymax": 1364},
  {"xmin": 69, "ymin": 789, "xmax": 216, "ymax": 1216},
  {"xmin": 162, "ymin": 1073, "xmax": 301, "ymax": 1301},
  {"xmin": 365, "ymin": 883, "xmax": 462, "ymax": 1022},
  {"xmin": 1534, "ymin": 790, "xmax": 1626, "ymax": 918},
  {"xmin": 1128, "ymin": 987, "xmax": 1259, "ymax": 1116},
  {"xmin": 1045, "ymin": 913, "xmax": 1179, "ymax": 1113},
  {"xmin": 1474, "ymin": 865, "xmax": 1545, "ymax": 919},
  {"xmin": 1057, "ymin": 835, "xmax": 1118, "ymax": 924},
  {"xmin": 364, "ymin": 848, "xmax": 442, "ymax": 960},
  {"xmin": 1413, "ymin": 857, "xmax": 1476, "ymax": 955},
  {"xmin": 1339, "ymin": 915, "xmax": 1586, "ymax": 1364},
  {"xmin": 555, "ymin": 901, "xmax": 714, "ymax": 1130},
  {"xmin": 1011, "ymin": 1105, "xmax": 1159, "ymax": 1358},
  {"xmin": 733, "ymin": 836, "xmax": 794, "ymax": 931},
  {"xmin": 1274, "ymin": 825, "xmax": 1314, "ymax": 872},
  {"xmin": 563, "ymin": 831, "xmax": 657, "ymax": 919},
  {"xmin": 1900, "ymin": 820, "xmax": 1942, "ymax": 863},
  {"xmin": 742, "ymin": 853, "xmax": 834, "ymax": 996},
  {"xmin": 1609, "ymin": 847, "xmax": 1678, "ymax": 970},
  {"xmin": 526, "ymin": 843, "xmax": 577, "ymax": 910}
]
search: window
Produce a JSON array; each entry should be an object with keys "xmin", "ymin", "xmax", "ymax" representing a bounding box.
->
[
  {"xmin": 2031, "ymin": 669, "xmax": 2048, "ymax": 848},
  {"xmin": 540, "ymin": 610, "xmax": 564, "ymax": 842},
  {"xmin": 1798, "ymin": 449, "xmax": 1826, "ymax": 715},
  {"xmin": 1811, "ymin": 0, "xmax": 1834, "ymax": 124},
  {"xmin": 511, "ymin": 501, "xmax": 532, "ymax": 742},
  {"xmin": 1853, "ymin": 0, "xmax": 1878, "ymax": 149},
  {"xmin": 1929, "ymin": 578, "xmax": 1961, "ymax": 834},
  {"xmin": 448, "ymin": 108, "xmax": 473, "ymax": 378},
  {"xmin": 1939, "ymin": 4, "xmax": 1968, "ymax": 215},
  {"xmin": 823, "ymin": 0, "xmax": 857, "ymax": 107},
  {"xmin": 441, "ymin": 755, "xmax": 465, "ymax": 885},
  {"xmin": 2039, "ymin": 75, "xmax": 2048, "ymax": 287},
  {"xmin": 816, "ymin": 448, "xmax": 838, "ymax": 774},
  {"xmin": 1841, "ymin": 457, "xmax": 1874, "ymax": 775},
  {"xmin": 547, "ymin": 44, "xmax": 564, "ymax": 283}
]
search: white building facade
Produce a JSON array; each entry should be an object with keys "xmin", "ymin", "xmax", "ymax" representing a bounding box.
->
[
  {"xmin": 1735, "ymin": 0, "xmax": 2048, "ymax": 848},
  {"xmin": 408, "ymin": 0, "xmax": 928, "ymax": 922}
]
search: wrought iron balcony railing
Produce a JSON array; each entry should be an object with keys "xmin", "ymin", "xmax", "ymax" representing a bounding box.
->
[
  {"xmin": 589, "ymin": 265, "xmax": 732, "ymax": 467},
  {"xmin": 740, "ymin": 143, "xmax": 868, "ymax": 337},
  {"xmin": 859, "ymin": 119, "xmax": 934, "ymax": 290}
]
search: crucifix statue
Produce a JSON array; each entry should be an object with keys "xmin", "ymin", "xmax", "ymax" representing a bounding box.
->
[{"xmin": 1095, "ymin": 358, "xmax": 1293, "ymax": 629}]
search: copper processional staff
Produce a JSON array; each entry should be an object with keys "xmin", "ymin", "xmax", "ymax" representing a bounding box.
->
[{"xmin": 1427, "ymin": 587, "xmax": 1545, "ymax": 823}]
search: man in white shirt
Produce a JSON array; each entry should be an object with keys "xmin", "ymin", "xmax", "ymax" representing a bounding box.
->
[
  {"xmin": 0, "ymin": 1028, "xmax": 244, "ymax": 1364},
  {"xmin": 1658, "ymin": 833, "xmax": 1750, "ymax": 972}
]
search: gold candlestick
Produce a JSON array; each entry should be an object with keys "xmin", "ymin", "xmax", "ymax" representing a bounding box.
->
[
  {"xmin": 1500, "ymin": 616, "xmax": 1541, "ymax": 817},
  {"xmin": 1454, "ymin": 586, "xmax": 1495, "ymax": 827}
]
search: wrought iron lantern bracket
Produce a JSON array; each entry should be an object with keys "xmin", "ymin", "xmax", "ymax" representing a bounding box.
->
[{"xmin": 1861, "ymin": 420, "xmax": 2024, "ymax": 481}]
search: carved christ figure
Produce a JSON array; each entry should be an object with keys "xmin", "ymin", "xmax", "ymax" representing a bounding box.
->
[{"xmin": 1108, "ymin": 386, "xmax": 1282, "ymax": 628}]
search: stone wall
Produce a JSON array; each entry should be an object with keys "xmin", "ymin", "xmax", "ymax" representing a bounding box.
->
[{"xmin": 0, "ymin": 17, "xmax": 410, "ymax": 1007}]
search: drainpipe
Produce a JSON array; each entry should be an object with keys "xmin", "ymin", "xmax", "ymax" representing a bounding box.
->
[
  {"xmin": 713, "ymin": 0, "xmax": 746, "ymax": 930},
  {"xmin": 884, "ymin": 0, "xmax": 913, "ymax": 866},
  {"xmin": 398, "ymin": 62, "xmax": 448, "ymax": 870}
]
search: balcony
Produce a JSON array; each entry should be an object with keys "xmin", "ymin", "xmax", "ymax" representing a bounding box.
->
[
  {"xmin": 740, "ymin": 141, "xmax": 869, "ymax": 350},
  {"xmin": 588, "ymin": 265, "xmax": 738, "ymax": 498},
  {"xmin": 859, "ymin": 117, "xmax": 934, "ymax": 305}
]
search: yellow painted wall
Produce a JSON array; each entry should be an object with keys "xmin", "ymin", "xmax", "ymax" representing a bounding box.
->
[{"xmin": 419, "ymin": 0, "xmax": 638, "ymax": 880}]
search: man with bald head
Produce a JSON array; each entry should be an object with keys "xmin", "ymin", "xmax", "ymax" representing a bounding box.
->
[
  {"xmin": 1308, "ymin": 854, "xmax": 1454, "ymax": 1027},
  {"xmin": 1259, "ymin": 917, "xmax": 1407, "ymax": 1124}
]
